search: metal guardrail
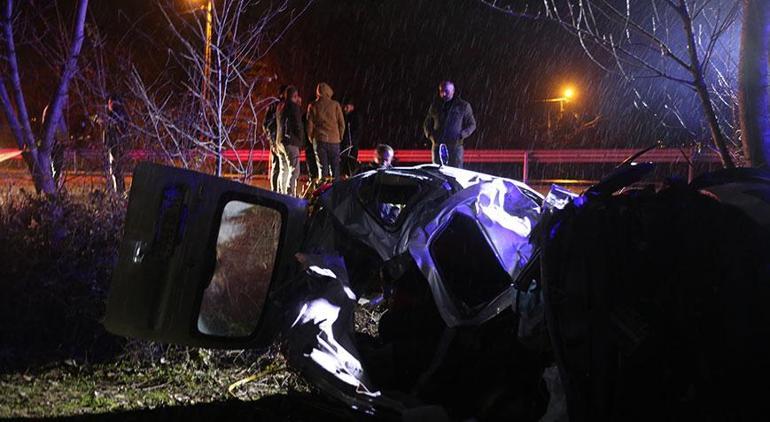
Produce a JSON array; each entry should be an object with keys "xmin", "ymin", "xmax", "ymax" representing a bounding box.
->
[{"xmin": 0, "ymin": 147, "xmax": 720, "ymax": 183}]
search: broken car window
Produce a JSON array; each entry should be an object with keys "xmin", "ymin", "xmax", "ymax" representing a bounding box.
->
[{"xmin": 197, "ymin": 201, "xmax": 282, "ymax": 338}]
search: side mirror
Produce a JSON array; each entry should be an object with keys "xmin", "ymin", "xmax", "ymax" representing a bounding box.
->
[
  {"xmin": 543, "ymin": 184, "xmax": 578, "ymax": 212},
  {"xmin": 439, "ymin": 143, "xmax": 449, "ymax": 166}
]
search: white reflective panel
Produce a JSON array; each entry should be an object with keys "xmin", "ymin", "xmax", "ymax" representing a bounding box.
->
[
  {"xmin": 420, "ymin": 164, "xmax": 544, "ymax": 201},
  {"xmin": 308, "ymin": 265, "xmax": 338, "ymax": 279},
  {"xmin": 476, "ymin": 178, "xmax": 533, "ymax": 238},
  {"xmin": 291, "ymin": 298, "xmax": 380, "ymax": 397},
  {"xmin": 434, "ymin": 165, "xmax": 491, "ymax": 188},
  {"xmin": 197, "ymin": 201, "xmax": 281, "ymax": 337}
]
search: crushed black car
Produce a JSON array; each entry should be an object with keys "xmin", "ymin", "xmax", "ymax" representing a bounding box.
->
[{"xmin": 104, "ymin": 156, "xmax": 770, "ymax": 421}]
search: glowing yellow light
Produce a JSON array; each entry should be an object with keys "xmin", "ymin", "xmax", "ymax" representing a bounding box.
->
[
  {"xmin": 563, "ymin": 86, "xmax": 575, "ymax": 100},
  {"xmin": 184, "ymin": 0, "xmax": 208, "ymax": 10}
]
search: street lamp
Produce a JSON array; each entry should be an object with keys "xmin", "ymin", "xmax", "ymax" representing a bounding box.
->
[
  {"xmin": 541, "ymin": 85, "xmax": 577, "ymax": 112},
  {"xmin": 560, "ymin": 86, "xmax": 575, "ymax": 113},
  {"xmin": 540, "ymin": 84, "xmax": 578, "ymax": 135},
  {"xmin": 563, "ymin": 86, "xmax": 575, "ymax": 101}
]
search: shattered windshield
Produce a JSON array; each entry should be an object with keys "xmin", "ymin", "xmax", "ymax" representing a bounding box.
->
[{"xmin": 357, "ymin": 171, "xmax": 430, "ymax": 229}]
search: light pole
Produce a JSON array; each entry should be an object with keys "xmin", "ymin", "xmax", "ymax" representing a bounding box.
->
[
  {"xmin": 185, "ymin": 0, "xmax": 217, "ymax": 175},
  {"xmin": 199, "ymin": 0, "xmax": 218, "ymax": 176},
  {"xmin": 203, "ymin": 1, "xmax": 222, "ymax": 177},
  {"xmin": 184, "ymin": 0, "xmax": 213, "ymax": 105},
  {"xmin": 542, "ymin": 86, "xmax": 576, "ymax": 113},
  {"xmin": 539, "ymin": 85, "xmax": 577, "ymax": 140},
  {"xmin": 202, "ymin": 0, "xmax": 213, "ymax": 110}
]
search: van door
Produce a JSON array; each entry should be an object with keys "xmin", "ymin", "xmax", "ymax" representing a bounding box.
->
[{"xmin": 104, "ymin": 162, "xmax": 307, "ymax": 349}]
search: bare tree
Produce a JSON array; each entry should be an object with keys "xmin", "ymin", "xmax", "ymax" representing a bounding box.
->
[
  {"xmin": 482, "ymin": 0, "xmax": 741, "ymax": 168},
  {"xmin": 738, "ymin": 0, "xmax": 770, "ymax": 168},
  {"xmin": 128, "ymin": 0, "xmax": 313, "ymax": 180},
  {"xmin": 0, "ymin": 0, "xmax": 88, "ymax": 194},
  {"xmin": 27, "ymin": 3, "xmax": 126, "ymax": 190}
]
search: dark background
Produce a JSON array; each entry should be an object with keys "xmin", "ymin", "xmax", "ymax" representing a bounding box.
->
[
  {"xmin": 264, "ymin": 0, "xmax": 722, "ymax": 150},
  {"xmin": 7, "ymin": 0, "xmax": 733, "ymax": 151},
  {"xmin": 273, "ymin": 0, "xmax": 608, "ymax": 149}
]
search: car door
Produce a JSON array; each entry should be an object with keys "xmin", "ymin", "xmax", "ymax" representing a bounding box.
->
[{"xmin": 103, "ymin": 162, "xmax": 307, "ymax": 349}]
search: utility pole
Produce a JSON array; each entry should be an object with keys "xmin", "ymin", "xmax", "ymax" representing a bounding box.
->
[
  {"xmin": 202, "ymin": 0, "xmax": 212, "ymax": 107},
  {"xmin": 199, "ymin": 0, "xmax": 222, "ymax": 177}
]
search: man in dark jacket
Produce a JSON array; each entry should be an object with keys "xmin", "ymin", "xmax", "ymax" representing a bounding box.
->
[
  {"xmin": 341, "ymin": 97, "xmax": 362, "ymax": 177},
  {"xmin": 301, "ymin": 94, "xmax": 319, "ymax": 182},
  {"xmin": 104, "ymin": 94, "xmax": 130, "ymax": 194},
  {"xmin": 423, "ymin": 81, "xmax": 476, "ymax": 168},
  {"xmin": 276, "ymin": 86, "xmax": 306, "ymax": 196},
  {"xmin": 263, "ymin": 85, "xmax": 286, "ymax": 192}
]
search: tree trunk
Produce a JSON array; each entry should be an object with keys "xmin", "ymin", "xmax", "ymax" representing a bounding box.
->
[
  {"xmin": 679, "ymin": 0, "xmax": 735, "ymax": 168},
  {"xmin": 2, "ymin": 0, "xmax": 54, "ymax": 192},
  {"xmin": 41, "ymin": 0, "xmax": 88, "ymax": 160},
  {"xmin": 694, "ymin": 78, "xmax": 736, "ymax": 168},
  {"xmin": 37, "ymin": 0, "xmax": 88, "ymax": 194},
  {"xmin": 739, "ymin": 0, "xmax": 770, "ymax": 168},
  {"xmin": 0, "ymin": 0, "xmax": 89, "ymax": 195}
]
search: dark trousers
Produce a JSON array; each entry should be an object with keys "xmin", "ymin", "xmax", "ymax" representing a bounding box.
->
[
  {"xmin": 315, "ymin": 141, "xmax": 340, "ymax": 180},
  {"xmin": 305, "ymin": 143, "xmax": 319, "ymax": 180},
  {"xmin": 278, "ymin": 145, "xmax": 301, "ymax": 196},
  {"xmin": 431, "ymin": 143, "xmax": 464, "ymax": 168}
]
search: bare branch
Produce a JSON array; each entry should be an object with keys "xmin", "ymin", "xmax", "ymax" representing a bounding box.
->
[
  {"xmin": 3, "ymin": 0, "xmax": 36, "ymax": 149},
  {"xmin": 478, "ymin": 0, "xmax": 543, "ymax": 19}
]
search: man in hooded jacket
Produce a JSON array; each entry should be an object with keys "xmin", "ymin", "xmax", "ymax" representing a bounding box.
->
[{"xmin": 307, "ymin": 82, "xmax": 345, "ymax": 180}]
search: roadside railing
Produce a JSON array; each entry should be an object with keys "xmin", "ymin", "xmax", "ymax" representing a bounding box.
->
[{"xmin": 0, "ymin": 147, "xmax": 721, "ymax": 183}]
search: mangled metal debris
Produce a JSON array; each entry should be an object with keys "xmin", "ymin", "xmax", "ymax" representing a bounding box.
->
[{"xmin": 104, "ymin": 157, "xmax": 770, "ymax": 420}]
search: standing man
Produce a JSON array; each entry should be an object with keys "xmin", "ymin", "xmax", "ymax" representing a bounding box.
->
[
  {"xmin": 302, "ymin": 93, "xmax": 319, "ymax": 183},
  {"xmin": 423, "ymin": 80, "xmax": 476, "ymax": 168},
  {"xmin": 263, "ymin": 85, "xmax": 286, "ymax": 192},
  {"xmin": 307, "ymin": 82, "xmax": 345, "ymax": 181},
  {"xmin": 275, "ymin": 86, "xmax": 305, "ymax": 196},
  {"xmin": 341, "ymin": 97, "xmax": 362, "ymax": 177},
  {"xmin": 104, "ymin": 94, "xmax": 130, "ymax": 194}
]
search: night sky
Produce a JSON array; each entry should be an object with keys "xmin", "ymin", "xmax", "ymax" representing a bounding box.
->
[
  {"xmin": 233, "ymin": 0, "xmax": 733, "ymax": 150},
  {"xmin": 6, "ymin": 0, "xmax": 737, "ymax": 150},
  {"xmin": 271, "ymin": 0, "xmax": 611, "ymax": 149}
]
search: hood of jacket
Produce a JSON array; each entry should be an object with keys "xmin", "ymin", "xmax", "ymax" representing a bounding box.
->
[{"xmin": 316, "ymin": 82, "xmax": 334, "ymax": 99}]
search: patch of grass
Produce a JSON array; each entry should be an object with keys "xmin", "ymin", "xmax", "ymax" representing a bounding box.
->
[
  {"xmin": 0, "ymin": 346, "xmax": 308, "ymax": 418},
  {"xmin": 0, "ymin": 190, "xmax": 312, "ymax": 418}
]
